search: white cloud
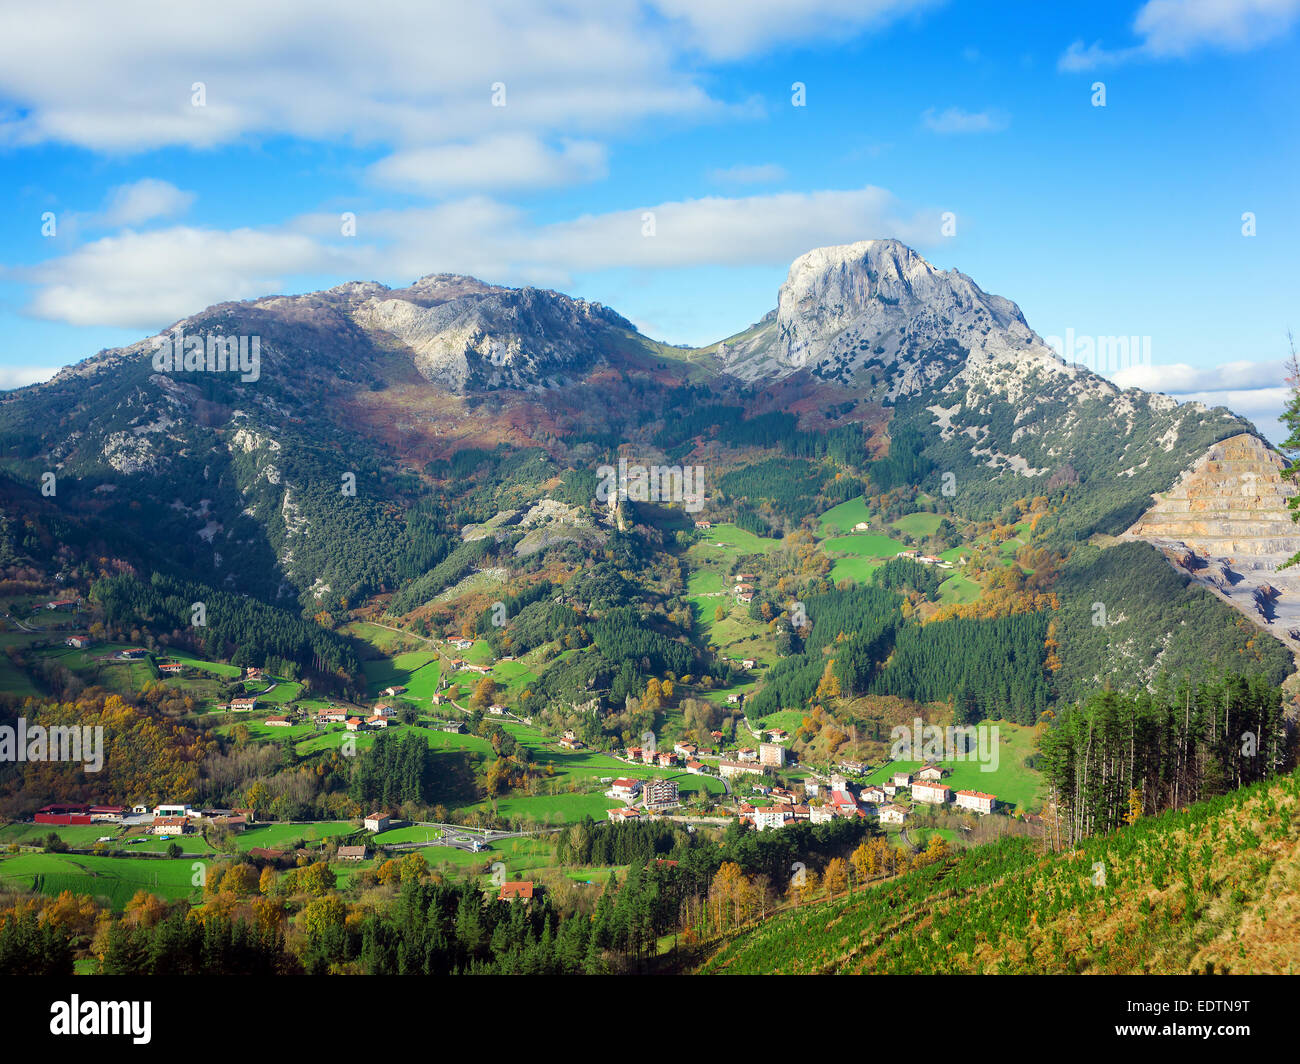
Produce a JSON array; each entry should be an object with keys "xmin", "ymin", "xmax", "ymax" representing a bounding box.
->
[
  {"xmin": 1058, "ymin": 0, "xmax": 1300, "ymax": 70},
  {"xmin": 1111, "ymin": 359, "xmax": 1291, "ymax": 442},
  {"xmin": 0, "ymin": 0, "xmax": 939, "ymax": 156},
  {"xmin": 1111, "ymin": 359, "xmax": 1286, "ymax": 393},
  {"xmin": 16, "ymin": 186, "xmax": 941, "ymax": 329},
  {"xmin": 368, "ymin": 135, "xmax": 607, "ymax": 193},
  {"xmin": 93, "ymin": 179, "xmax": 196, "ymax": 228},
  {"xmin": 0, "ymin": 365, "xmax": 60, "ymax": 390},
  {"xmin": 921, "ymin": 106, "xmax": 1009, "ymax": 134},
  {"xmin": 707, "ymin": 163, "xmax": 787, "ymax": 184},
  {"xmin": 19, "ymin": 227, "xmax": 341, "ymax": 328},
  {"xmin": 652, "ymin": 0, "xmax": 942, "ymax": 60}
]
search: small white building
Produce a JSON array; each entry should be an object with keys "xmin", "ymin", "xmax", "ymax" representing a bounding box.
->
[
  {"xmin": 879, "ymin": 804, "xmax": 908, "ymax": 826},
  {"xmin": 364, "ymin": 812, "xmax": 390, "ymax": 832}
]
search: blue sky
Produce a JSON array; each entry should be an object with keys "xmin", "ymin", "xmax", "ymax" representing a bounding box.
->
[{"xmin": 1, "ymin": 0, "xmax": 1296, "ymax": 438}]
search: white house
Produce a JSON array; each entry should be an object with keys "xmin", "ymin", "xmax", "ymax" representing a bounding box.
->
[
  {"xmin": 955, "ymin": 790, "xmax": 997, "ymax": 815},
  {"xmin": 610, "ymin": 778, "xmax": 643, "ymax": 801},
  {"xmin": 911, "ymin": 780, "xmax": 951, "ymax": 806},
  {"xmin": 879, "ymin": 804, "xmax": 908, "ymax": 826},
  {"xmin": 364, "ymin": 812, "xmax": 390, "ymax": 832}
]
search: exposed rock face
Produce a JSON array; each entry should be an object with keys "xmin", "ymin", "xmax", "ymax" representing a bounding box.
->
[
  {"xmin": 1126, "ymin": 433, "xmax": 1300, "ymax": 651},
  {"xmin": 353, "ymin": 282, "xmax": 634, "ymax": 392},
  {"xmin": 714, "ymin": 238, "xmax": 1064, "ymax": 394}
]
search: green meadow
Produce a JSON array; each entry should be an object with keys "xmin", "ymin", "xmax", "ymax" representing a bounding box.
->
[{"xmin": 0, "ymin": 852, "xmax": 203, "ymax": 910}]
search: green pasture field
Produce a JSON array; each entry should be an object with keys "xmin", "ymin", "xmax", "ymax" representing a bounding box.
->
[
  {"xmin": 817, "ymin": 497, "xmax": 872, "ymax": 535},
  {"xmin": 890, "ymin": 513, "xmax": 945, "ymax": 538},
  {"xmin": 0, "ymin": 852, "xmax": 203, "ymax": 909},
  {"xmin": 234, "ymin": 821, "xmax": 356, "ymax": 851}
]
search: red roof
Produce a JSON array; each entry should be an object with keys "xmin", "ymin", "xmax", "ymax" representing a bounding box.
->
[
  {"xmin": 956, "ymin": 790, "xmax": 997, "ymax": 800},
  {"xmin": 499, "ymin": 881, "xmax": 534, "ymax": 900}
]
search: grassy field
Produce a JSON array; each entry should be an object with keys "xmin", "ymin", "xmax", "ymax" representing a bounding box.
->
[
  {"xmin": 695, "ymin": 523, "xmax": 780, "ymax": 556},
  {"xmin": 937, "ymin": 573, "xmax": 982, "ymax": 604},
  {"xmin": 0, "ymin": 852, "xmax": 203, "ymax": 909},
  {"xmin": 467, "ymin": 791, "xmax": 620, "ymax": 825},
  {"xmin": 817, "ymin": 496, "xmax": 872, "ymax": 534},
  {"xmin": 362, "ymin": 650, "xmax": 440, "ymax": 697},
  {"xmin": 890, "ymin": 512, "xmax": 945, "ymax": 538},
  {"xmin": 0, "ymin": 823, "xmax": 117, "ymax": 847},
  {"xmin": 821, "ymin": 534, "xmax": 906, "ymax": 558},
  {"xmin": 828, "ymin": 556, "xmax": 884, "ymax": 585},
  {"xmin": 233, "ymin": 821, "xmax": 356, "ymax": 851}
]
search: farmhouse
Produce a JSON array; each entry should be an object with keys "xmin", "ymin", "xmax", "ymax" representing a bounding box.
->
[
  {"xmin": 686, "ymin": 759, "xmax": 705, "ymax": 774},
  {"xmin": 862, "ymin": 786, "xmax": 887, "ymax": 804},
  {"xmin": 558, "ymin": 736, "xmax": 584, "ymax": 750},
  {"xmin": 151, "ymin": 816, "xmax": 191, "ymax": 835},
  {"xmin": 371, "ymin": 703, "xmax": 397, "ymax": 718},
  {"xmin": 916, "ymin": 764, "xmax": 946, "ymax": 781},
  {"xmin": 767, "ymin": 728, "xmax": 788, "ymax": 742},
  {"xmin": 955, "ymin": 790, "xmax": 997, "ymax": 815},
  {"xmin": 364, "ymin": 813, "xmax": 390, "ymax": 832},
  {"xmin": 382, "ymin": 686, "xmax": 406, "ymax": 696},
  {"xmin": 488, "ymin": 704, "xmax": 507, "ymax": 716},
  {"xmin": 499, "ymin": 881, "xmax": 534, "ymax": 902},
  {"xmin": 737, "ymin": 747, "xmax": 758, "ymax": 763},
  {"xmin": 366, "ymin": 715, "xmax": 389, "ymax": 728},
  {"xmin": 737, "ymin": 592, "xmax": 754, "ymax": 604},
  {"xmin": 337, "ymin": 845, "xmax": 368, "ymax": 861},
  {"xmin": 245, "ymin": 667, "xmax": 264, "ymax": 680},
  {"xmin": 655, "ymin": 750, "xmax": 676, "ymax": 767},
  {"xmin": 437, "ymin": 720, "xmax": 465, "ymax": 733},
  {"xmin": 610, "ymin": 778, "xmax": 643, "ymax": 801},
  {"xmin": 265, "ymin": 715, "xmax": 293, "ymax": 727},
  {"xmin": 88, "ymin": 805, "xmax": 125, "ymax": 822},
  {"xmin": 726, "ymin": 693, "xmax": 742, "ymax": 704},
  {"xmin": 117, "ymin": 649, "xmax": 147, "ymax": 660},
  {"xmin": 158, "ymin": 662, "xmax": 184, "ymax": 675},
  {"xmin": 911, "ymin": 780, "xmax": 951, "ymax": 805},
  {"xmin": 229, "ymin": 697, "xmax": 259, "ymax": 712},
  {"xmin": 673, "ymin": 741, "xmax": 697, "ymax": 757},
  {"xmin": 694, "ymin": 520, "xmax": 712, "ymax": 529},
  {"xmin": 742, "ymin": 658, "xmax": 758, "ymax": 669},
  {"xmin": 65, "ymin": 636, "xmax": 92, "ymax": 650},
  {"xmin": 853, "ymin": 521, "xmax": 869, "ymax": 531},
  {"xmin": 608, "ymin": 807, "xmax": 641, "ymax": 822},
  {"xmin": 345, "ymin": 717, "xmax": 365, "ymax": 731},
  {"xmin": 213, "ymin": 814, "xmax": 247, "ymax": 832},
  {"xmin": 892, "ymin": 771, "xmax": 912, "ymax": 788},
  {"xmin": 321, "ymin": 709, "xmax": 348, "ymax": 723},
  {"xmin": 878, "ymin": 804, "xmax": 908, "ymax": 826},
  {"xmin": 45, "ymin": 599, "xmax": 78, "ymax": 611}
]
